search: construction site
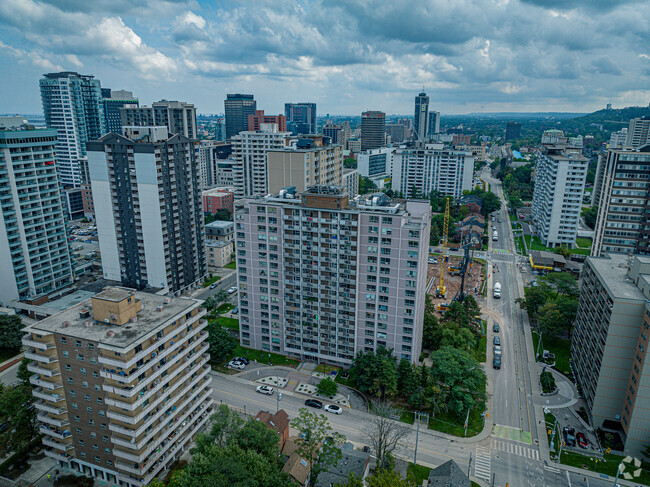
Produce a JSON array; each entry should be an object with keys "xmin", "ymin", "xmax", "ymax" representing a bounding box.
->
[{"xmin": 426, "ymin": 198, "xmax": 488, "ymax": 313}]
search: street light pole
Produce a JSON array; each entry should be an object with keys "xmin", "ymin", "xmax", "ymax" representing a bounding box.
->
[
  {"xmin": 613, "ymin": 462, "xmax": 624, "ymax": 486},
  {"xmin": 276, "ymin": 375, "xmax": 280, "ymax": 412}
]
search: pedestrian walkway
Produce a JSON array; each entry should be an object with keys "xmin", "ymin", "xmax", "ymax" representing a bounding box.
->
[
  {"xmin": 492, "ymin": 439, "xmax": 540, "ymax": 460},
  {"xmin": 474, "ymin": 445, "xmax": 492, "ymax": 483},
  {"xmin": 493, "ymin": 424, "xmax": 532, "ymax": 444}
]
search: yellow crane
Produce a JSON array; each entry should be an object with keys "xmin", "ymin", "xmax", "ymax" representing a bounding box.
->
[{"xmin": 436, "ymin": 197, "xmax": 450, "ymax": 300}]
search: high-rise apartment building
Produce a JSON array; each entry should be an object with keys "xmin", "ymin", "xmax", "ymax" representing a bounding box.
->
[
  {"xmin": 609, "ymin": 128, "xmax": 628, "ymax": 148},
  {"xmin": 541, "ymin": 129, "xmax": 564, "ymax": 144},
  {"xmin": 198, "ymin": 141, "xmax": 232, "ymax": 189},
  {"xmin": 413, "ymin": 92, "xmax": 429, "ymax": 141},
  {"xmin": 391, "ymin": 145, "xmax": 475, "ymax": 198},
  {"xmin": 224, "ymin": 94, "xmax": 257, "ymax": 141},
  {"xmin": 102, "ymin": 90, "xmax": 138, "ymax": 134},
  {"xmin": 361, "ymin": 111, "xmax": 386, "ymax": 151},
  {"xmin": 23, "ymin": 286, "xmax": 212, "ymax": 486},
  {"xmin": 342, "ymin": 168, "xmax": 359, "ymax": 198},
  {"xmin": 626, "ymin": 117, "xmax": 650, "ymax": 149},
  {"xmin": 591, "ymin": 146, "xmax": 650, "ymax": 256},
  {"xmin": 357, "ymin": 148, "xmax": 396, "ymax": 189},
  {"xmin": 267, "ymin": 139, "xmax": 342, "ymax": 194},
  {"xmin": 120, "ymin": 101, "xmax": 197, "ymax": 139},
  {"xmin": 0, "ymin": 124, "xmax": 74, "ymax": 306},
  {"xmin": 40, "ymin": 72, "xmax": 106, "ymax": 187},
  {"xmin": 248, "ymin": 110, "xmax": 287, "ymax": 132},
  {"xmin": 88, "ymin": 127, "xmax": 206, "ymax": 294},
  {"xmin": 323, "ymin": 124, "xmax": 343, "ymax": 145},
  {"xmin": 285, "ymin": 103, "xmax": 317, "ymax": 135},
  {"xmin": 531, "ymin": 142, "xmax": 588, "ymax": 247},
  {"xmin": 427, "ymin": 111, "xmax": 440, "ymax": 136},
  {"xmin": 231, "ymin": 126, "xmax": 293, "ymax": 197},
  {"xmin": 505, "ymin": 121, "xmax": 521, "ymax": 141},
  {"xmin": 234, "ymin": 186, "xmax": 431, "ymax": 364},
  {"xmin": 571, "ymin": 254, "xmax": 650, "ymax": 457}
]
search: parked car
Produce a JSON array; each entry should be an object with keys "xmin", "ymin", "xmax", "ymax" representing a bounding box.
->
[
  {"xmin": 324, "ymin": 404, "xmax": 342, "ymax": 415},
  {"xmin": 232, "ymin": 357, "xmax": 250, "ymax": 365},
  {"xmin": 209, "ymin": 283, "xmax": 218, "ymax": 289},
  {"xmin": 227, "ymin": 286, "xmax": 238, "ymax": 294},
  {"xmin": 493, "ymin": 322, "xmax": 500, "ymax": 333},
  {"xmin": 428, "ymin": 258, "xmax": 435, "ymax": 264},
  {"xmin": 227, "ymin": 361, "xmax": 245, "ymax": 370},
  {"xmin": 563, "ymin": 427, "xmax": 576, "ymax": 447},
  {"xmin": 304, "ymin": 399, "xmax": 323, "ymax": 409},
  {"xmin": 232, "ymin": 306, "xmax": 239, "ymax": 314},
  {"xmin": 494, "ymin": 345, "xmax": 501, "ymax": 354},
  {"xmin": 494, "ymin": 336, "xmax": 501, "ymax": 346},
  {"xmin": 256, "ymin": 385, "xmax": 274, "ymax": 395},
  {"xmin": 576, "ymin": 432, "xmax": 588, "ymax": 449},
  {"xmin": 493, "ymin": 355, "xmax": 501, "ymax": 369}
]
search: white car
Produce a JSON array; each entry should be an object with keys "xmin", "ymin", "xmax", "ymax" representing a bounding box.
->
[
  {"xmin": 256, "ymin": 385, "xmax": 274, "ymax": 395},
  {"xmin": 227, "ymin": 361, "xmax": 245, "ymax": 370},
  {"xmin": 324, "ymin": 404, "xmax": 343, "ymax": 415},
  {"xmin": 227, "ymin": 286, "xmax": 238, "ymax": 294}
]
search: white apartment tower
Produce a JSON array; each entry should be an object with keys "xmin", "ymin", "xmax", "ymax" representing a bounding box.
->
[
  {"xmin": 0, "ymin": 125, "xmax": 74, "ymax": 306},
  {"xmin": 626, "ymin": 117, "xmax": 650, "ymax": 149},
  {"xmin": 87, "ymin": 127, "xmax": 206, "ymax": 294},
  {"xmin": 234, "ymin": 187, "xmax": 431, "ymax": 365},
  {"xmin": 120, "ymin": 101, "xmax": 197, "ymax": 140},
  {"xmin": 531, "ymin": 142, "xmax": 588, "ymax": 248}
]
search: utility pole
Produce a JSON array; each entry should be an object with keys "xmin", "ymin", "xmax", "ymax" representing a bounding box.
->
[
  {"xmin": 276, "ymin": 375, "xmax": 281, "ymax": 412},
  {"xmin": 413, "ymin": 411, "xmax": 429, "ymax": 465},
  {"xmin": 467, "ymin": 451, "xmax": 472, "ymax": 477},
  {"xmin": 464, "ymin": 408, "xmax": 471, "ymax": 436}
]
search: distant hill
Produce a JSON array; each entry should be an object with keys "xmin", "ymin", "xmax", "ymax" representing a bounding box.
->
[
  {"xmin": 559, "ymin": 105, "xmax": 650, "ymax": 133},
  {"xmin": 461, "ymin": 112, "xmax": 585, "ymax": 119}
]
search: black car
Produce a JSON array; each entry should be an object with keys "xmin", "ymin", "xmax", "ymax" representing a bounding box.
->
[
  {"xmin": 493, "ymin": 355, "xmax": 501, "ymax": 369},
  {"xmin": 493, "ymin": 322, "xmax": 500, "ymax": 333},
  {"xmin": 493, "ymin": 336, "xmax": 501, "ymax": 346},
  {"xmin": 232, "ymin": 356, "xmax": 250, "ymax": 365},
  {"xmin": 304, "ymin": 399, "xmax": 323, "ymax": 409}
]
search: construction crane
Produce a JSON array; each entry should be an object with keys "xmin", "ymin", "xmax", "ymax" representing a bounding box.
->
[
  {"xmin": 436, "ymin": 197, "xmax": 450, "ymax": 299},
  {"xmin": 453, "ymin": 232, "xmax": 482, "ymax": 303}
]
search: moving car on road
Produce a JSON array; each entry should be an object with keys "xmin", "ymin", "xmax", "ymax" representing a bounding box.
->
[
  {"xmin": 256, "ymin": 385, "xmax": 274, "ymax": 395},
  {"xmin": 227, "ymin": 286, "xmax": 238, "ymax": 294},
  {"xmin": 324, "ymin": 404, "xmax": 342, "ymax": 415},
  {"xmin": 304, "ymin": 399, "xmax": 323, "ymax": 409},
  {"xmin": 209, "ymin": 283, "xmax": 218, "ymax": 289}
]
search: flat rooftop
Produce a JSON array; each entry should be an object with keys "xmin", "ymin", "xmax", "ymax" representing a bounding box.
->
[
  {"xmin": 205, "ymin": 220, "xmax": 234, "ymax": 229},
  {"xmin": 589, "ymin": 254, "xmax": 646, "ymax": 301},
  {"xmin": 27, "ymin": 287, "xmax": 201, "ymax": 349}
]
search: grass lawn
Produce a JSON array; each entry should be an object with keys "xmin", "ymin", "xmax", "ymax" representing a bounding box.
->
[
  {"xmin": 525, "ymin": 235, "xmax": 552, "ymax": 251},
  {"xmin": 202, "ymin": 275, "xmax": 221, "ymax": 287},
  {"xmin": 576, "ymin": 238, "xmax": 592, "ymax": 248},
  {"xmin": 472, "ymin": 335, "xmax": 487, "ymax": 363},
  {"xmin": 584, "ymin": 187, "xmax": 593, "ymax": 193},
  {"xmin": 315, "ymin": 364, "xmax": 340, "ymax": 375},
  {"xmin": 408, "ymin": 463, "xmax": 431, "ymax": 485},
  {"xmin": 218, "ymin": 317, "xmax": 240, "ymax": 331},
  {"xmin": 510, "ymin": 212, "xmax": 518, "ymax": 221},
  {"xmin": 532, "ymin": 333, "xmax": 571, "ymax": 376},
  {"xmin": 225, "ymin": 346, "xmax": 300, "ymax": 368},
  {"xmin": 400, "ymin": 410, "xmax": 415, "ymax": 424},
  {"xmin": 570, "ymin": 247, "xmax": 591, "ymax": 255},
  {"xmin": 545, "ymin": 412, "xmax": 559, "ymax": 451},
  {"xmin": 224, "ymin": 261, "xmax": 236, "ymax": 270},
  {"xmin": 0, "ymin": 348, "xmax": 20, "ymax": 364},
  {"xmin": 560, "ymin": 451, "xmax": 650, "ymax": 484},
  {"xmin": 428, "ymin": 407, "xmax": 484, "ymax": 437},
  {"xmin": 471, "ymin": 483, "xmax": 481, "ymax": 487},
  {"xmin": 216, "ymin": 303, "xmax": 234, "ymax": 314},
  {"xmin": 515, "ymin": 235, "xmax": 526, "ymax": 254}
]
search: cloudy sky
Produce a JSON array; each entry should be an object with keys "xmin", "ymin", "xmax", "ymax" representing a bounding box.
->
[{"xmin": 1, "ymin": 0, "xmax": 649, "ymax": 116}]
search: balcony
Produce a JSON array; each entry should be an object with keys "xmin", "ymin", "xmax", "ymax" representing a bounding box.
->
[
  {"xmin": 24, "ymin": 348, "xmax": 58, "ymax": 364},
  {"xmin": 29, "ymin": 375, "xmax": 62, "ymax": 391},
  {"xmin": 33, "ymin": 387, "xmax": 65, "ymax": 403},
  {"xmin": 40, "ymin": 424, "xmax": 71, "ymax": 440},
  {"xmin": 22, "ymin": 337, "xmax": 54, "ymax": 350},
  {"xmin": 42, "ymin": 436, "xmax": 73, "ymax": 451},
  {"xmin": 44, "ymin": 449, "xmax": 72, "ymax": 463},
  {"xmin": 35, "ymin": 400, "xmax": 67, "ymax": 416},
  {"xmin": 28, "ymin": 363, "xmax": 60, "ymax": 378},
  {"xmin": 37, "ymin": 412, "xmax": 69, "ymax": 428}
]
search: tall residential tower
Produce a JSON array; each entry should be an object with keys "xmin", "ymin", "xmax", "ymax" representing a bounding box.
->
[
  {"xmin": 413, "ymin": 92, "xmax": 429, "ymax": 141},
  {"xmin": 120, "ymin": 101, "xmax": 197, "ymax": 139}
]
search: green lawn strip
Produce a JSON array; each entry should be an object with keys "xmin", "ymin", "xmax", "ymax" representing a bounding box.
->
[
  {"xmin": 560, "ymin": 451, "xmax": 650, "ymax": 484},
  {"xmin": 225, "ymin": 346, "xmax": 300, "ymax": 368},
  {"xmin": 472, "ymin": 335, "xmax": 487, "ymax": 363},
  {"xmin": 471, "ymin": 482, "xmax": 481, "ymax": 487},
  {"xmin": 218, "ymin": 317, "xmax": 240, "ymax": 330},
  {"xmin": 224, "ymin": 261, "xmax": 236, "ymax": 269},
  {"xmin": 400, "ymin": 410, "xmax": 415, "ymax": 424},
  {"xmin": 428, "ymin": 395, "xmax": 485, "ymax": 438},
  {"xmin": 575, "ymin": 238, "xmax": 592, "ymax": 248},
  {"xmin": 202, "ymin": 275, "xmax": 221, "ymax": 287},
  {"xmin": 532, "ymin": 333, "xmax": 571, "ymax": 376},
  {"xmin": 216, "ymin": 303, "xmax": 234, "ymax": 314},
  {"xmin": 315, "ymin": 364, "xmax": 341, "ymax": 375},
  {"xmin": 408, "ymin": 463, "xmax": 431, "ymax": 485},
  {"xmin": 570, "ymin": 247, "xmax": 591, "ymax": 256}
]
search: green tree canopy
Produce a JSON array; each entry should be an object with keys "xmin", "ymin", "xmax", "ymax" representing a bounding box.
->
[
  {"xmin": 206, "ymin": 324, "xmax": 237, "ymax": 364},
  {"xmin": 0, "ymin": 315, "xmax": 24, "ymax": 351},
  {"xmin": 316, "ymin": 377, "xmax": 338, "ymax": 396},
  {"xmin": 349, "ymin": 347, "xmax": 398, "ymax": 399}
]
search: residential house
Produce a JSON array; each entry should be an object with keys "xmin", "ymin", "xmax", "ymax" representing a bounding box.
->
[{"xmin": 255, "ymin": 409, "xmax": 290, "ymax": 449}]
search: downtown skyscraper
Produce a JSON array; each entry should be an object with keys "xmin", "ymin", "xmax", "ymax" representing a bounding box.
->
[
  {"xmin": 285, "ymin": 102, "xmax": 317, "ymax": 135},
  {"xmin": 224, "ymin": 94, "xmax": 257, "ymax": 141},
  {"xmin": 40, "ymin": 72, "xmax": 106, "ymax": 187},
  {"xmin": 413, "ymin": 92, "xmax": 429, "ymax": 141}
]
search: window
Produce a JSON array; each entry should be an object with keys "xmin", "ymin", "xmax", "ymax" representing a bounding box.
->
[
  {"xmin": 60, "ymin": 337, "xmax": 67, "ymax": 344},
  {"xmin": 103, "ymin": 435, "xmax": 109, "ymax": 442},
  {"xmin": 77, "ymin": 354, "xmax": 84, "ymax": 361},
  {"xmin": 78, "ymin": 439, "xmax": 85, "ymax": 446},
  {"xmin": 75, "ymin": 340, "xmax": 82, "ymax": 347},
  {"xmin": 92, "ymin": 371, "xmax": 99, "ymax": 378},
  {"xmin": 67, "ymin": 378, "xmax": 74, "ymax": 384},
  {"xmin": 88, "ymin": 419, "xmax": 94, "ymax": 425},
  {"xmin": 82, "ymin": 381, "xmax": 88, "ymax": 388},
  {"xmin": 369, "ymin": 216, "xmax": 379, "ymax": 223},
  {"xmin": 86, "ymin": 407, "xmax": 93, "ymax": 413},
  {"xmin": 63, "ymin": 351, "xmax": 69, "ymax": 357},
  {"xmin": 90, "ymin": 432, "xmax": 96, "ymax": 438},
  {"xmin": 74, "ymin": 415, "xmax": 80, "ymax": 422},
  {"xmin": 65, "ymin": 364, "xmax": 71, "ymax": 371},
  {"xmin": 80, "ymin": 452, "xmax": 86, "ymax": 458},
  {"xmin": 92, "ymin": 443, "xmax": 98, "ymax": 450},
  {"xmin": 72, "ymin": 403, "xmax": 78, "ymax": 410},
  {"xmin": 76, "ymin": 428, "xmax": 82, "ymax": 434},
  {"xmin": 88, "ymin": 343, "xmax": 94, "ymax": 350},
  {"xmin": 80, "ymin": 367, "xmax": 86, "ymax": 375},
  {"xmin": 70, "ymin": 390, "xmax": 76, "ymax": 397},
  {"xmin": 382, "ymin": 217, "xmax": 393, "ymax": 224},
  {"xmin": 99, "ymin": 410, "xmax": 105, "ymax": 417},
  {"xmin": 97, "ymin": 398, "xmax": 103, "ymax": 404}
]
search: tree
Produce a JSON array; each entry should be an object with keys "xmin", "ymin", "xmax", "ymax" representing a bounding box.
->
[
  {"xmin": 316, "ymin": 377, "xmax": 338, "ymax": 397},
  {"xmin": 291, "ymin": 408, "xmax": 346, "ymax": 487},
  {"xmin": 438, "ymin": 322, "xmax": 475, "ymax": 351},
  {"xmin": 343, "ymin": 157, "xmax": 357, "ymax": 169},
  {"xmin": 237, "ymin": 419, "xmax": 284, "ymax": 459},
  {"xmin": 206, "ymin": 323, "xmax": 237, "ymax": 363},
  {"xmin": 349, "ymin": 347, "xmax": 398, "ymax": 399},
  {"xmin": 542, "ymin": 273, "xmax": 579, "ymax": 299},
  {"xmin": 517, "ymin": 283, "xmax": 552, "ymax": 321},
  {"xmin": 583, "ymin": 205, "xmax": 599, "ymax": 229},
  {"xmin": 367, "ymin": 468, "xmax": 410, "ymax": 487},
  {"xmin": 198, "ymin": 404, "xmax": 244, "ymax": 450},
  {"xmin": 359, "ymin": 176, "xmax": 378, "ymax": 195},
  {"xmin": 363, "ymin": 400, "xmax": 411, "ymax": 469},
  {"xmin": 481, "ymin": 191, "xmax": 502, "ymax": 216},
  {"xmin": 642, "ymin": 443, "xmax": 650, "ymax": 460},
  {"xmin": 0, "ymin": 382, "xmax": 38, "ymax": 457},
  {"xmin": 422, "ymin": 297, "xmax": 440, "ymax": 350},
  {"xmin": 397, "ymin": 359, "xmax": 419, "ymax": 399},
  {"xmin": 213, "ymin": 209, "xmax": 233, "ymax": 221},
  {"xmin": 429, "ymin": 346, "xmax": 486, "ymax": 418},
  {"xmin": 537, "ymin": 302, "xmax": 564, "ymax": 337},
  {"xmin": 17, "ymin": 358, "xmax": 32, "ymax": 387},
  {"xmin": 0, "ymin": 315, "xmax": 23, "ymax": 351},
  {"xmin": 335, "ymin": 472, "xmax": 364, "ymax": 487},
  {"xmin": 554, "ymin": 245, "xmax": 571, "ymax": 259}
]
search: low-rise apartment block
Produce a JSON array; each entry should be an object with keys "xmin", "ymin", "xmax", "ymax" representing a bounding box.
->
[
  {"xmin": 234, "ymin": 186, "xmax": 431, "ymax": 365},
  {"xmin": 571, "ymin": 254, "xmax": 650, "ymax": 457},
  {"xmin": 202, "ymin": 187, "xmax": 235, "ymax": 214},
  {"xmin": 23, "ymin": 286, "xmax": 212, "ymax": 487}
]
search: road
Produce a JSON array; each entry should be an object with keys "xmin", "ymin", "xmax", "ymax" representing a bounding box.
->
[{"xmin": 195, "ymin": 272, "xmax": 237, "ymax": 300}]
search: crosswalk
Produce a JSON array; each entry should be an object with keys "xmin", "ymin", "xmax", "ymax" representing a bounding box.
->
[
  {"xmin": 492, "ymin": 439, "xmax": 540, "ymax": 460},
  {"xmin": 474, "ymin": 445, "xmax": 492, "ymax": 482},
  {"xmin": 544, "ymin": 463, "xmax": 561, "ymax": 474}
]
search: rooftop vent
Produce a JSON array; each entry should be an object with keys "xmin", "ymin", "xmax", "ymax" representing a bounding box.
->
[
  {"xmin": 106, "ymin": 330, "xmax": 115, "ymax": 337},
  {"xmin": 156, "ymin": 305, "xmax": 164, "ymax": 312},
  {"xmin": 79, "ymin": 309, "xmax": 90, "ymax": 319},
  {"xmin": 61, "ymin": 321, "xmax": 70, "ymax": 328}
]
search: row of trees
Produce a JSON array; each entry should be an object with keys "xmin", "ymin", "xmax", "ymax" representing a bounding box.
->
[{"xmin": 0, "ymin": 359, "xmax": 38, "ymax": 458}]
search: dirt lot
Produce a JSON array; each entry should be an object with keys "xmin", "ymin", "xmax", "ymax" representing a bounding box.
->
[{"xmin": 427, "ymin": 254, "xmax": 486, "ymax": 311}]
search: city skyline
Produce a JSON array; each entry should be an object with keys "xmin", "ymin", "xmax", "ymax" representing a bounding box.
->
[{"xmin": 0, "ymin": 1, "xmax": 649, "ymax": 116}]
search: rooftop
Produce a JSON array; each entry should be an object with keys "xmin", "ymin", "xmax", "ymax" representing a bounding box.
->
[
  {"xmin": 26, "ymin": 287, "xmax": 201, "ymax": 349},
  {"xmin": 588, "ymin": 254, "xmax": 647, "ymax": 301},
  {"xmin": 205, "ymin": 220, "xmax": 234, "ymax": 229},
  {"xmin": 315, "ymin": 446, "xmax": 369, "ymax": 487},
  {"xmin": 428, "ymin": 460, "xmax": 470, "ymax": 487}
]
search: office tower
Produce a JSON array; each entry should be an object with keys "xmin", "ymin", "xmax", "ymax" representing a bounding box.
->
[
  {"xmin": 285, "ymin": 103, "xmax": 317, "ymax": 135},
  {"xmin": 215, "ymin": 159, "xmax": 235, "ymax": 187},
  {"xmin": 361, "ymin": 111, "xmax": 386, "ymax": 151},
  {"xmin": 224, "ymin": 94, "xmax": 257, "ymax": 141},
  {"xmin": 215, "ymin": 118, "xmax": 226, "ymax": 142},
  {"xmin": 342, "ymin": 168, "xmax": 359, "ymax": 198},
  {"xmin": 625, "ymin": 117, "xmax": 650, "ymax": 148},
  {"xmin": 198, "ymin": 141, "xmax": 232, "ymax": 189},
  {"xmin": 323, "ymin": 124, "xmax": 343, "ymax": 145},
  {"xmin": 102, "ymin": 89, "xmax": 138, "ymax": 134},
  {"xmin": 413, "ymin": 92, "xmax": 429, "ymax": 141},
  {"xmin": 120, "ymin": 100, "xmax": 197, "ymax": 139},
  {"xmin": 248, "ymin": 110, "xmax": 287, "ymax": 132},
  {"xmin": 341, "ymin": 122, "xmax": 351, "ymax": 149},
  {"xmin": 357, "ymin": 147, "xmax": 396, "ymax": 190},
  {"xmin": 348, "ymin": 138, "xmax": 361, "ymax": 153},
  {"xmin": 231, "ymin": 126, "xmax": 292, "ymax": 197},
  {"xmin": 531, "ymin": 142, "xmax": 588, "ymax": 248},
  {"xmin": 385, "ymin": 124, "xmax": 407, "ymax": 144},
  {"xmin": 0, "ymin": 124, "xmax": 74, "ymax": 306},
  {"xmin": 267, "ymin": 138, "xmax": 342, "ymax": 194},
  {"xmin": 234, "ymin": 186, "xmax": 431, "ymax": 364},
  {"xmin": 505, "ymin": 121, "xmax": 521, "ymax": 140},
  {"xmin": 88, "ymin": 127, "xmax": 206, "ymax": 294},
  {"xmin": 40, "ymin": 72, "xmax": 106, "ymax": 187},
  {"xmin": 571, "ymin": 254, "xmax": 650, "ymax": 457},
  {"xmin": 398, "ymin": 118, "xmax": 412, "ymax": 130},
  {"xmin": 391, "ymin": 145, "xmax": 475, "ymax": 198},
  {"xmin": 63, "ymin": 189, "xmax": 84, "ymax": 220},
  {"xmin": 427, "ymin": 111, "xmax": 440, "ymax": 136},
  {"xmin": 23, "ymin": 286, "xmax": 212, "ymax": 486},
  {"xmin": 609, "ymin": 128, "xmax": 628, "ymax": 148},
  {"xmin": 591, "ymin": 146, "xmax": 650, "ymax": 256}
]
